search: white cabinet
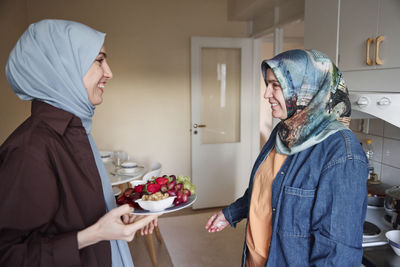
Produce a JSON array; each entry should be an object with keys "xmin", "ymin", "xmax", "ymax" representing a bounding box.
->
[
  {"xmin": 339, "ymin": 0, "xmax": 400, "ymax": 71},
  {"xmin": 304, "ymin": 0, "xmax": 340, "ymax": 65},
  {"xmin": 305, "ymin": 0, "xmax": 400, "ymax": 92}
]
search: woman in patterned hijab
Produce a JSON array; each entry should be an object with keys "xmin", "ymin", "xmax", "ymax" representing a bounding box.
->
[
  {"xmin": 261, "ymin": 49, "xmax": 351, "ymax": 155},
  {"xmin": 206, "ymin": 49, "xmax": 368, "ymax": 267}
]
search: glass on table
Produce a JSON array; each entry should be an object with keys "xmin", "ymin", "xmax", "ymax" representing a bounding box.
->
[{"xmin": 112, "ymin": 151, "xmax": 130, "ymax": 168}]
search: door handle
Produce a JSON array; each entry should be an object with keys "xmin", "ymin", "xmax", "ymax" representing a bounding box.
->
[
  {"xmin": 375, "ymin": 35, "xmax": 384, "ymax": 65},
  {"xmin": 366, "ymin": 37, "xmax": 374, "ymax": 66},
  {"xmin": 193, "ymin": 123, "xmax": 206, "ymax": 128}
]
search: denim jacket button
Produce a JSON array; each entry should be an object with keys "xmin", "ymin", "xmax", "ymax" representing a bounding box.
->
[
  {"xmin": 272, "ymin": 208, "xmax": 276, "ymax": 212},
  {"xmin": 280, "ymin": 171, "xmax": 284, "ymax": 175}
]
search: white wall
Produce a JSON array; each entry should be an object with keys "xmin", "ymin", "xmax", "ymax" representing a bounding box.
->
[
  {"xmin": 0, "ymin": 0, "xmax": 30, "ymax": 141},
  {"xmin": 0, "ymin": 0, "xmax": 248, "ymax": 176}
]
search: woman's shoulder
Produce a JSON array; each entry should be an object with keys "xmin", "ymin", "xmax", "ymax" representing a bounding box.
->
[
  {"xmin": 319, "ymin": 129, "xmax": 367, "ymax": 163},
  {"xmin": 0, "ymin": 116, "xmax": 61, "ymax": 159}
]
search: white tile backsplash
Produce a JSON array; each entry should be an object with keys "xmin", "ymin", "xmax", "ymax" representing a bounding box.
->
[
  {"xmin": 351, "ymin": 118, "xmax": 400, "ymax": 186},
  {"xmin": 369, "ymin": 119, "xmax": 384, "ymax": 136},
  {"xmin": 382, "ymin": 138, "xmax": 400, "ymax": 167},
  {"xmin": 381, "ymin": 164, "xmax": 400, "ymax": 186},
  {"xmin": 384, "ymin": 122, "xmax": 400, "ymax": 140}
]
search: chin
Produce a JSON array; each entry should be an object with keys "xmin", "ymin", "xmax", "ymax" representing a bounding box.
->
[{"xmin": 91, "ymin": 98, "xmax": 103, "ymax": 106}]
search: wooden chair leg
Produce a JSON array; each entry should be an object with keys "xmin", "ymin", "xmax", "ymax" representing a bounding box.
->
[
  {"xmin": 118, "ymin": 184, "xmax": 125, "ymax": 192},
  {"xmin": 154, "ymin": 226, "xmax": 162, "ymax": 244},
  {"xmin": 145, "ymin": 234, "xmax": 157, "ymax": 267}
]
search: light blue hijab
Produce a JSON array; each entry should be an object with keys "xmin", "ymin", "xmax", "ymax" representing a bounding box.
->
[{"xmin": 6, "ymin": 19, "xmax": 134, "ymax": 267}]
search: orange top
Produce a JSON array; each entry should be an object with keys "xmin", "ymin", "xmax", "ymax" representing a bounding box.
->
[{"xmin": 245, "ymin": 147, "xmax": 287, "ymax": 267}]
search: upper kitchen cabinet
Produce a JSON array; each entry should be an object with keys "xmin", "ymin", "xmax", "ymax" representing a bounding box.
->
[
  {"xmin": 304, "ymin": 0, "xmax": 340, "ymax": 65},
  {"xmin": 305, "ymin": 0, "xmax": 400, "ymax": 92},
  {"xmin": 339, "ymin": 0, "xmax": 400, "ymax": 71}
]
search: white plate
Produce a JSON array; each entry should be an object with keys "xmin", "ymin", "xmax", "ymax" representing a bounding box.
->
[
  {"xmin": 132, "ymin": 195, "xmax": 197, "ymax": 215},
  {"xmin": 112, "ymin": 166, "xmax": 145, "ymax": 177},
  {"xmin": 130, "ymin": 180, "xmax": 147, "ymax": 186}
]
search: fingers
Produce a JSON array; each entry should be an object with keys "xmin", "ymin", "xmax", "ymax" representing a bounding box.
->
[
  {"xmin": 129, "ymin": 214, "xmax": 137, "ymax": 224},
  {"xmin": 126, "ymin": 214, "xmax": 158, "ymax": 233},
  {"xmin": 122, "ymin": 214, "xmax": 129, "ymax": 224},
  {"xmin": 209, "ymin": 221, "xmax": 228, "ymax": 232},
  {"xmin": 110, "ymin": 204, "xmax": 133, "ymax": 218},
  {"xmin": 206, "ymin": 211, "xmax": 229, "ymax": 233},
  {"xmin": 205, "ymin": 213, "xmax": 218, "ymax": 230},
  {"xmin": 147, "ymin": 220, "xmax": 155, "ymax": 234},
  {"xmin": 122, "ymin": 214, "xmax": 137, "ymax": 225},
  {"xmin": 140, "ymin": 218, "xmax": 155, "ymax": 235}
]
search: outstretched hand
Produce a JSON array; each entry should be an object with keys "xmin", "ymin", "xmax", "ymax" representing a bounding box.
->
[{"xmin": 205, "ymin": 210, "xmax": 229, "ymax": 233}]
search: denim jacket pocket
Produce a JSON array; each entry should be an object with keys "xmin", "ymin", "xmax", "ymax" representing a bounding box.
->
[{"xmin": 277, "ymin": 186, "xmax": 316, "ymax": 237}]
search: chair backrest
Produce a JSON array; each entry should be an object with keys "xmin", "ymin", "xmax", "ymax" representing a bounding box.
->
[
  {"xmin": 150, "ymin": 162, "xmax": 162, "ymax": 172},
  {"xmin": 142, "ymin": 169, "xmax": 162, "ymax": 182}
]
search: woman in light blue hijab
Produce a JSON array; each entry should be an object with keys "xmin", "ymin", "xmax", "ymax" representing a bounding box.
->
[{"xmin": 2, "ymin": 19, "xmax": 156, "ymax": 266}]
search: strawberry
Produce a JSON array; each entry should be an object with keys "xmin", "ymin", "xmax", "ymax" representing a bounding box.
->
[
  {"xmin": 155, "ymin": 177, "xmax": 169, "ymax": 185},
  {"xmin": 146, "ymin": 183, "xmax": 161, "ymax": 194},
  {"xmin": 133, "ymin": 184, "xmax": 144, "ymax": 193}
]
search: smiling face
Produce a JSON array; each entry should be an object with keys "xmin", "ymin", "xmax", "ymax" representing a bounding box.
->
[
  {"xmin": 264, "ymin": 68, "xmax": 287, "ymax": 120},
  {"xmin": 83, "ymin": 46, "xmax": 113, "ymax": 106}
]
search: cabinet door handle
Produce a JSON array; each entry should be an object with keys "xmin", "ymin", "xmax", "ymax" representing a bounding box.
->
[
  {"xmin": 375, "ymin": 35, "xmax": 384, "ymax": 65},
  {"xmin": 366, "ymin": 37, "xmax": 374, "ymax": 66}
]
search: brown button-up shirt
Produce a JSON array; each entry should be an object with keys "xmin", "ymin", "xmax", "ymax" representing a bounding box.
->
[{"xmin": 0, "ymin": 101, "xmax": 111, "ymax": 267}]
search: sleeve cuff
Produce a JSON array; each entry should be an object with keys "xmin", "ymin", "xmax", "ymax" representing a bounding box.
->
[{"xmin": 52, "ymin": 231, "xmax": 81, "ymax": 267}]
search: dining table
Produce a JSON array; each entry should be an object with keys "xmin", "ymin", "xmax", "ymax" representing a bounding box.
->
[
  {"xmin": 102, "ymin": 155, "xmax": 146, "ymax": 192},
  {"xmin": 108, "ymin": 165, "xmax": 146, "ymax": 186}
]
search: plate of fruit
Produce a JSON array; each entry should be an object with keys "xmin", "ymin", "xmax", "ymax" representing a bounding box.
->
[{"xmin": 116, "ymin": 175, "xmax": 196, "ymax": 214}]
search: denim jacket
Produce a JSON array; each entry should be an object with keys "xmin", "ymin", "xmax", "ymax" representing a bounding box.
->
[{"xmin": 222, "ymin": 126, "xmax": 368, "ymax": 267}]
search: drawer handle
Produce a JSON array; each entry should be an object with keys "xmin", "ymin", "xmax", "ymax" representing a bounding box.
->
[
  {"xmin": 375, "ymin": 35, "xmax": 384, "ymax": 65},
  {"xmin": 366, "ymin": 37, "xmax": 374, "ymax": 66}
]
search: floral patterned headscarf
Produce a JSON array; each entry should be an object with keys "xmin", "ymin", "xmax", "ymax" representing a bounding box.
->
[{"xmin": 261, "ymin": 49, "xmax": 351, "ymax": 155}]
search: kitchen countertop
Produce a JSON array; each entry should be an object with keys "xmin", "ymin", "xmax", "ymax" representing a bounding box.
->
[{"xmin": 363, "ymin": 245, "xmax": 400, "ymax": 267}]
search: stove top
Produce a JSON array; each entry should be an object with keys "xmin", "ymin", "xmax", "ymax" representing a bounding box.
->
[
  {"xmin": 362, "ymin": 205, "xmax": 392, "ymax": 247},
  {"xmin": 363, "ymin": 221, "xmax": 381, "ymax": 237}
]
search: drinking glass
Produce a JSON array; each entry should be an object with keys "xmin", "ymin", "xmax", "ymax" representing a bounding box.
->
[{"xmin": 113, "ymin": 151, "xmax": 130, "ymax": 169}]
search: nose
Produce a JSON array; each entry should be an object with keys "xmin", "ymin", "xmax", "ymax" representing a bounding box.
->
[
  {"xmin": 264, "ymin": 83, "xmax": 273, "ymax": 99},
  {"xmin": 103, "ymin": 61, "xmax": 113, "ymax": 79}
]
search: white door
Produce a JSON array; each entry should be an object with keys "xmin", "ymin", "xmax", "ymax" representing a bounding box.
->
[{"xmin": 191, "ymin": 37, "xmax": 254, "ymax": 209}]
